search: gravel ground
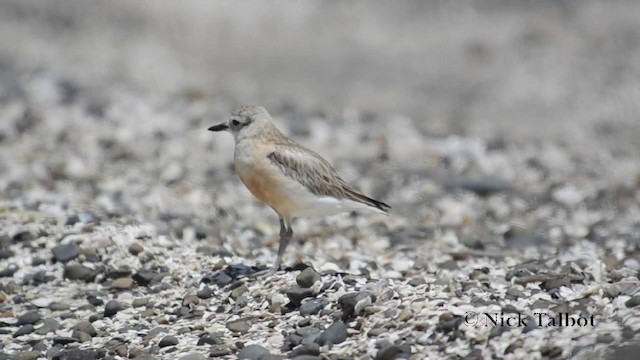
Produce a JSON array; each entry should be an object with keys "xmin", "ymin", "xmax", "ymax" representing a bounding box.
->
[{"xmin": 2, "ymin": 1, "xmax": 640, "ymax": 360}]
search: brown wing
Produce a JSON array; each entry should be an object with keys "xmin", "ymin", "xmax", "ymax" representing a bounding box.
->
[{"xmin": 267, "ymin": 144, "xmax": 391, "ymax": 213}]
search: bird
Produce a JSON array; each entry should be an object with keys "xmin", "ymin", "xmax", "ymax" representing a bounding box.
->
[{"xmin": 208, "ymin": 105, "xmax": 390, "ymax": 272}]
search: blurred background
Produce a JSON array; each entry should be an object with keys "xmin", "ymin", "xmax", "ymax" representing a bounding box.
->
[
  {"xmin": 1, "ymin": 0, "xmax": 640, "ymax": 147},
  {"xmin": 0, "ymin": 0, "xmax": 639, "ymax": 239}
]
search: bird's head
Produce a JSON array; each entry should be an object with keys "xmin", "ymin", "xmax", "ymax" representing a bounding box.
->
[{"xmin": 208, "ymin": 105, "xmax": 273, "ymax": 141}]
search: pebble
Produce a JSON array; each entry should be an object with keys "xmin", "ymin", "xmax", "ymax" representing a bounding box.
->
[
  {"xmin": 72, "ymin": 321, "xmax": 97, "ymax": 336},
  {"xmin": 375, "ymin": 344, "xmax": 411, "ymax": 360},
  {"xmin": 17, "ymin": 311, "xmax": 41, "ymax": 325},
  {"xmin": 64, "ymin": 264, "xmax": 98, "ymax": 282},
  {"xmin": 237, "ymin": 344, "xmax": 270, "ymax": 359},
  {"xmin": 226, "ymin": 319, "xmax": 252, "ymax": 333},
  {"xmin": 13, "ymin": 325, "xmax": 35, "ymax": 337},
  {"xmin": 300, "ymin": 298, "xmax": 328, "ymax": 316},
  {"xmin": 296, "ymin": 267, "xmax": 321, "ymax": 288},
  {"xmin": 111, "ymin": 277, "xmax": 136, "ymax": 290},
  {"xmin": 625, "ymin": 295, "xmax": 640, "ymax": 307},
  {"xmin": 338, "ymin": 291, "xmax": 376, "ymax": 319},
  {"xmin": 159, "ymin": 335, "xmax": 179, "ymax": 348},
  {"xmin": 315, "ymin": 321, "xmax": 348, "ymax": 346},
  {"xmin": 13, "ymin": 351, "xmax": 41, "ymax": 360},
  {"xmin": 179, "ymin": 354, "xmax": 207, "ymax": 360},
  {"xmin": 52, "ymin": 243, "xmax": 81, "ymax": 262},
  {"xmin": 35, "ymin": 318, "xmax": 59, "ymax": 335},
  {"xmin": 104, "ymin": 300, "xmax": 122, "ymax": 317},
  {"xmin": 285, "ymin": 286, "xmax": 314, "ymax": 308},
  {"xmin": 196, "ymin": 286, "xmax": 214, "ymax": 299},
  {"xmin": 128, "ymin": 243, "xmax": 144, "ymax": 255}
]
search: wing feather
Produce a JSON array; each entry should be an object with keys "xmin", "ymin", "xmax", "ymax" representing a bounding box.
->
[{"xmin": 267, "ymin": 144, "xmax": 391, "ymax": 213}]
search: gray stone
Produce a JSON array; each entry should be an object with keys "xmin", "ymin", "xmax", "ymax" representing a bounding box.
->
[
  {"xmin": 52, "ymin": 243, "xmax": 81, "ymax": 263},
  {"xmin": 296, "ymin": 267, "xmax": 321, "ymax": 288},
  {"xmin": 285, "ymin": 286, "xmax": 314, "ymax": 308},
  {"xmin": 64, "ymin": 264, "xmax": 98, "ymax": 282},
  {"xmin": 300, "ymin": 298, "xmax": 328, "ymax": 316},
  {"xmin": 104, "ymin": 300, "xmax": 122, "ymax": 317},
  {"xmin": 178, "ymin": 354, "xmax": 207, "ymax": 360},
  {"xmin": 159, "ymin": 335, "xmax": 179, "ymax": 348},
  {"xmin": 237, "ymin": 344, "xmax": 270, "ymax": 359},
  {"xmin": 226, "ymin": 319, "xmax": 251, "ymax": 333},
  {"xmin": 17, "ymin": 311, "xmax": 41, "ymax": 325},
  {"xmin": 315, "ymin": 321, "xmax": 348, "ymax": 346}
]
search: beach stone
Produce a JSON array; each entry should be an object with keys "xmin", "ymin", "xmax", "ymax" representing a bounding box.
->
[
  {"xmin": 315, "ymin": 321, "xmax": 348, "ymax": 346},
  {"xmin": 104, "ymin": 300, "xmax": 122, "ymax": 317},
  {"xmin": 237, "ymin": 344, "xmax": 269, "ymax": 359},
  {"xmin": 226, "ymin": 319, "xmax": 251, "ymax": 333},
  {"xmin": 159, "ymin": 335, "xmax": 179, "ymax": 347},
  {"xmin": 17, "ymin": 311, "xmax": 41, "ymax": 325},
  {"xmin": 296, "ymin": 267, "xmax": 321, "ymax": 288},
  {"xmin": 52, "ymin": 243, "xmax": 81, "ymax": 262}
]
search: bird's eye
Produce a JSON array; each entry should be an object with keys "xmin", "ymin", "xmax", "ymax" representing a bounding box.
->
[{"xmin": 231, "ymin": 120, "xmax": 240, "ymax": 127}]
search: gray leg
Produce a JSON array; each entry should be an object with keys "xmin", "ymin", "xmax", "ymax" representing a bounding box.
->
[{"xmin": 273, "ymin": 217, "xmax": 293, "ymax": 272}]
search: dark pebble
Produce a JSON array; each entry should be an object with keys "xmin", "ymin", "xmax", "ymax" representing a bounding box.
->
[
  {"xmin": 159, "ymin": 335, "xmax": 179, "ymax": 348},
  {"xmin": 0, "ymin": 266, "xmax": 18, "ymax": 277},
  {"xmin": 0, "ymin": 248, "xmax": 14, "ymax": 260},
  {"xmin": 237, "ymin": 344, "xmax": 270, "ymax": 359},
  {"xmin": 197, "ymin": 333, "xmax": 224, "ymax": 346},
  {"xmin": 300, "ymin": 298, "xmax": 328, "ymax": 316},
  {"xmin": 17, "ymin": 311, "xmax": 41, "ymax": 325},
  {"xmin": 133, "ymin": 268, "xmax": 167, "ymax": 287},
  {"xmin": 14, "ymin": 324, "xmax": 35, "ymax": 337},
  {"xmin": 12, "ymin": 231, "xmax": 35, "ymax": 243},
  {"xmin": 58, "ymin": 349, "xmax": 98, "ymax": 360},
  {"xmin": 64, "ymin": 264, "xmax": 99, "ymax": 282},
  {"xmin": 128, "ymin": 243, "xmax": 144, "ymax": 256},
  {"xmin": 315, "ymin": 321, "xmax": 348, "ymax": 347},
  {"xmin": 285, "ymin": 286, "xmax": 314, "ymax": 308},
  {"xmin": 625, "ymin": 295, "xmax": 640, "ymax": 307},
  {"xmin": 53, "ymin": 336, "xmax": 79, "ymax": 345},
  {"xmin": 338, "ymin": 291, "xmax": 376, "ymax": 320},
  {"xmin": 375, "ymin": 344, "xmax": 411, "ymax": 360},
  {"xmin": 52, "ymin": 243, "xmax": 81, "ymax": 263},
  {"xmin": 196, "ymin": 286, "xmax": 214, "ymax": 299},
  {"xmin": 209, "ymin": 346, "xmax": 232, "ymax": 357},
  {"xmin": 296, "ymin": 267, "xmax": 321, "ymax": 288},
  {"xmin": 104, "ymin": 300, "xmax": 122, "ymax": 317},
  {"xmin": 72, "ymin": 321, "xmax": 97, "ymax": 337},
  {"xmin": 201, "ymin": 272, "xmax": 232, "ymax": 287},
  {"xmin": 289, "ymin": 343, "xmax": 320, "ymax": 357},
  {"xmin": 35, "ymin": 319, "xmax": 59, "ymax": 335}
]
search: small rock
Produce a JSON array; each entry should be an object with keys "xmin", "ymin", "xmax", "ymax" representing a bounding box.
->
[
  {"xmin": 12, "ymin": 231, "xmax": 35, "ymax": 243},
  {"xmin": 49, "ymin": 302, "xmax": 70, "ymax": 311},
  {"xmin": 408, "ymin": 277, "xmax": 426, "ymax": 286},
  {"xmin": 375, "ymin": 344, "xmax": 411, "ymax": 360},
  {"xmin": 13, "ymin": 324, "xmax": 35, "ymax": 337},
  {"xmin": 300, "ymin": 298, "xmax": 328, "ymax": 316},
  {"xmin": 17, "ymin": 311, "xmax": 41, "ymax": 325},
  {"xmin": 13, "ymin": 351, "xmax": 41, "ymax": 360},
  {"xmin": 159, "ymin": 335, "xmax": 179, "ymax": 348},
  {"xmin": 625, "ymin": 295, "xmax": 640, "ymax": 307},
  {"xmin": 398, "ymin": 309, "xmax": 413, "ymax": 322},
  {"xmin": 338, "ymin": 291, "xmax": 376, "ymax": 319},
  {"xmin": 290, "ymin": 343, "xmax": 320, "ymax": 357},
  {"xmin": 296, "ymin": 268, "xmax": 321, "ymax": 288},
  {"xmin": 226, "ymin": 319, "xmax": 252, "ymax": 333},
  {"xmin": 52, "ymin": 243, "xmax": 81, "ymax": 263},
  {"xmin": 197, "ymin": 333, "xmax": 224, "ymax": 346},
  {"xmin": 230, "ymin": 285, "xmax": 248, "ymax": 300},
  {"xmin": 209, "ymin": 346, "xmax": 232, "ymax": 357},
  {"xmin": 53, "ymin": 336, "xmax": 79, "ymax": 345},
  {"xmin": 315, "ymin": 321, "xmax": 348, "ymax": 347},
  {"xmin": 72, "ymin": 330, "xmax": 92, "ymax": 343},
  {"xmin": 196, "ymin": 286, "xmax": 214, "ymax": 299},
  {"xmin": 111, "ymin": 277, "xmax": 136, "ymax": 290},
  {"xmin": 132, "ymin": 298, "xmax": 150, "ymax": 308},
  {"xmin": 201, "ymin": 272, "xmax": 233, "ymax": 287},
  {"xmin": 285, "ymin": 286, "xmax": 314, "ymax": 308},
  {"xmin": 60, "ymin": 349, "xmax": 98, "ymax": 360},
  {"xmin": 237, "ymin": 344, "xmax": 270, "ymax": 359},
  {"xmin": 179, "ymin": 354, "xmax": 207, "ymax": 360},
  {"xmin": 35, "ymin": 319, "xmax": 59, "ymax": 335},
  {"xmin": 128, "ymin": 243, "xmax": 144, "ymax": 256},
  {"xmin": 104, "ymin": 300, "xmax": 122, "ymax": 317},
  {"xmin": 64, "ymin": 264, "xmax": 99, "ymax": 282},
  {"xmin": 72, "ymin": 321, "xmax": 97, "ymax": 337}
]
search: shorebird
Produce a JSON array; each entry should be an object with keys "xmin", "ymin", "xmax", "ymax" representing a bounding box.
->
[{"xmin": 208, "ymin": 105, "xmax": 390, "ymax": 271}]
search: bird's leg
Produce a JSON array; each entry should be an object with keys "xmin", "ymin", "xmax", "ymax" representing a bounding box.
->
[{"xmin": 272, "ymin": 217, "xmax": 293, "ymax": 272}]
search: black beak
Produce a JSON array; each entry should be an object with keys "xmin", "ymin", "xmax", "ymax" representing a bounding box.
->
[{"xmin": 208, "ymin": 123, "xmax": 228, "ymax": 132}]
